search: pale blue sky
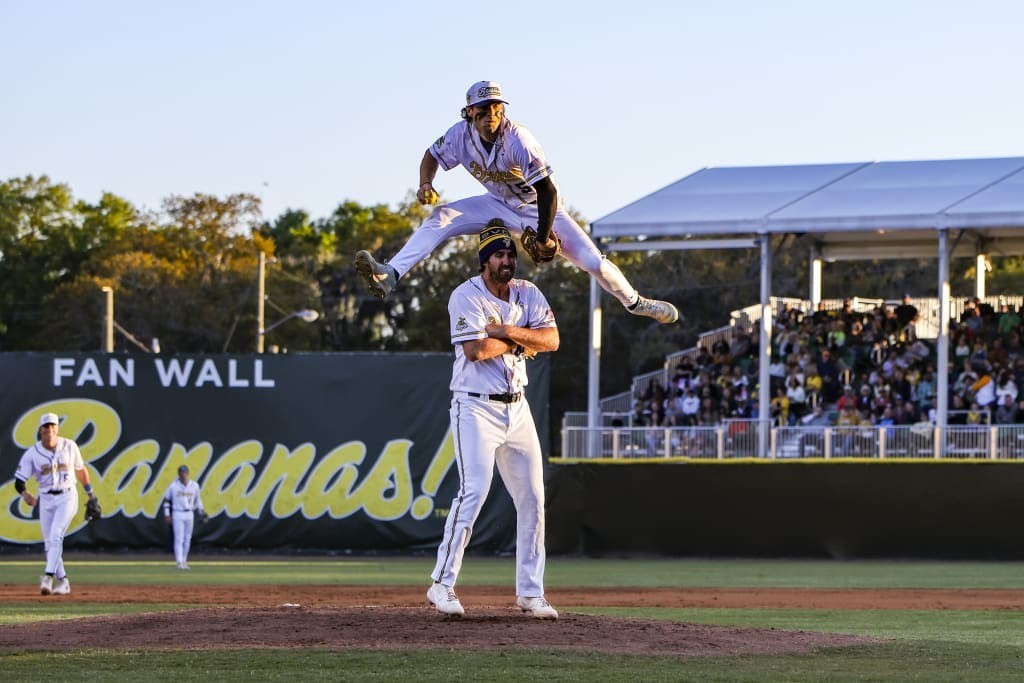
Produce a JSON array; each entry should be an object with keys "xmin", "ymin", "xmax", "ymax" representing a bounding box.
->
[{"xmin": 3, "ymin": 1, "xmax": 1022, "ymax": 225}]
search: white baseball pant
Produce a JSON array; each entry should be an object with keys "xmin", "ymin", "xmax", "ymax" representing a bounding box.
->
[
  {"xmin": 39, "ymin": 489, "xmax": 77, "ymax": 577},
  {"xmin": 172, "ymin": 512, "xmax": 195, "ymax": 566},
  {"xmin": 431, "ymin": 395, "xmax": 547, "ymax": 597},
  {"xmin": 389, "ymin": 194, "xmax": 638, "ymax": 307}
]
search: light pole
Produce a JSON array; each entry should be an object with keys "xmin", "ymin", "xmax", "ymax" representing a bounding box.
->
[
  {"xmin": 101, "ymin": 286, "xmax": 114, "ymax": 352},
  {"xmin": 257, "ymin": 252, "xmax": 267, "ymax": 353},
  {"xmin": 255, "ymin": 251, "xmax": 318, "ymax": 352}
]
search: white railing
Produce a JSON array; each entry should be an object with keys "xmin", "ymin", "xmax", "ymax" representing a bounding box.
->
[
  {"xmin": 599, "ymin": 391, "xmax": 634, "ymax": 414},
  {"xmin": 560, "ymin": 423, "xmax": 1024, "ymax": 461}
]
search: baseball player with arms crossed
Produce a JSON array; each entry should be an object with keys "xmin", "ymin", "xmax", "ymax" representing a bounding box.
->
[
  {"xmin": 427, "ymin": 220, "xmax": 559, "ymax": 620},
  {"xmin": 355, "ymin": 80, "xmax": 679, "ymax": 325},
  {"xmin": 13, "ymin": 412, "xmax": 99, "ymax": 595},
  {"xmin": 163, "ymin": 465, "xmax": 205, "ymax": 569}
]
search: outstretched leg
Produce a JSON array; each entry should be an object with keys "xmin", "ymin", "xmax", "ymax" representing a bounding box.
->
[
  {"xmin": 551, "ymin": 210, "xmax": 679, "ymax": 324},
  {"xmin": 356, "ymin": 195, "xmax": 517, "ymax": 299}
]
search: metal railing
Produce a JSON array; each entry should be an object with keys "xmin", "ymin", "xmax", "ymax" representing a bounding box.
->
[{"xmin": 560, "ymin": 422, "xmax": 1024, "ymax": 461}]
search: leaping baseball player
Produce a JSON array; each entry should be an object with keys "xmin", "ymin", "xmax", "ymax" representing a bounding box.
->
[
  {"xmin": 427, "ymin": 220, "xmax": 559, "ymax": 620},
  {"xmin": 13, "ymin": 412, "xmax": 100, "ymax": 596},
  {"xmin": 355, "ymin": 80, "xmax": 679, "ymax": 325}
]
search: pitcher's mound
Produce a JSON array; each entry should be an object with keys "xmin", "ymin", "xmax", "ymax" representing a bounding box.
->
[{"xmin": 0, "ymin": 606, "xmax": 880, "ymax": 657}]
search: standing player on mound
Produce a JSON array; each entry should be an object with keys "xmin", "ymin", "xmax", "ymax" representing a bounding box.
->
[
  {"xmin": 13, "ymin": 412, "xmax": 100, "ymax": 596},
  {"xmin": 427, "ymin": 221, "xmax": 559, "ymax": 620},
  {"xmin": 355, "ymin": 80, "xmax": 679, "ymax": 325}
]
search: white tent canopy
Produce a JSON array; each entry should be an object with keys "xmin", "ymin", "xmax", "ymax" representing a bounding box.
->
[{"xmin": 585, "ymin": 156, "xmax": 1024, "ymax": 456}]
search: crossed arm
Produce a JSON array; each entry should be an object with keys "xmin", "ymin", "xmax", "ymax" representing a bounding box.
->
[{"xmin": 462, "ymin": 324, "xmax": 559, "ymax": 362}]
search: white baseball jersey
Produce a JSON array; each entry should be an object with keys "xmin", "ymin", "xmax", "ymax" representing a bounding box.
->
[
  {"xmin": 391, "ymin": 115, "xmax": 638, "ymax": 308},
  {"xmin": 432, "ymin": 273, "xmax": 556, "ymax": 598},
  {"xmin": 164, "ymin": 480, "xmax": 203, "ymax": 515},
  {"xmin": 15, "ymin": 438, "xmax": 85, "ymax": 577},
  {"xmin": 15, "ymin": 438, "xmax": 84, "ymax": 493},
  {"xmin": 165, "ymin": 479, "xmax": 202, "ymax": 568},
  {"xmin": 449, "ymin": 276, "xmax": 556, "ymax": 395},
  {"xmin": 430, "ymin": 118, "xmax": 557, "ymax": 210}
]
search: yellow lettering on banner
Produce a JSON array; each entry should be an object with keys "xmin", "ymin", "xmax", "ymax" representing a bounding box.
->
[
  {"xmin": 262, "ymin": 444, "xmax": 317, "ymax": 518},
  {"xmin": 411, "ymin": 429, "xmax": 456, "ymax": 520},
  {"xmin": 304, "ymin": 443, "xmax": 365, "ymax": 518},
  {"xmin": 103, "ymin": 440, "xmax": 160, "ymax": 516},
  {"xmin": 101, "ymin": 442, "xmax": 214, "ymax": 517},
  {"xmin": 0, "ymin": 398, "xmax": 461, "ymax": 543},
  {"xmin": 355, "ymin": 440, "xmax": 413, "ymax": 521},
  {"xmin": 203, "ymin": 440, "xmax": 264, "ymax": 518}
]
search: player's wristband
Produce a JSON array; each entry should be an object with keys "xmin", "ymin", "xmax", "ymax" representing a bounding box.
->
[{"xmin": 83, "ymin": 484, "xmax": 92, "ymax": 494}]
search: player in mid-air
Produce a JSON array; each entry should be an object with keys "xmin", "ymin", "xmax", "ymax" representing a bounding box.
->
[
  {"xmin": 427, "ymin": 220, "xmax": 559, "ymax": 619},
  {"xmin": 355, "ymin": 80, "xmax": 679, "ymax": 325}
]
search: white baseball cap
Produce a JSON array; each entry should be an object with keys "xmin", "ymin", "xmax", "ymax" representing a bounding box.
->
[
  {"xmin": 465, "ymin": 81, "xmax": 508, "ymax": 108},
  {"xmin": 38, "ymin": 412, "xmax": 59, "ymax": 428}
]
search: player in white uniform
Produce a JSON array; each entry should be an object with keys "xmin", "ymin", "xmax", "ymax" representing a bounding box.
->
[
  {"xmin": 427, "ymin": 221, "xmax": 560, "ymax": 620},
  {"xmin": 356, "ymin": 80, "xmax": 679, "ymax": 325},
  {"xmin": 13, "ymin": 412, "xmax": 98, "ymax": 595},
  {"xmin": 163, "ymin": 465, "xmax": 205, "ymax": 570}
]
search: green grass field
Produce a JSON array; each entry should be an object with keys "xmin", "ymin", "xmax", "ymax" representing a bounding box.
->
[{"xmin": 2, "ymin": 556, "xmax": 1024, "ymax": 681}]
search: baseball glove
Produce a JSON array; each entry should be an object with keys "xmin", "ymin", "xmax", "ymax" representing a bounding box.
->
[
  {"xmin": 84, "ymin": 496, "xmax": 102, "ymax": 522},
  {"xmin": 195, "ymin": 510, "xmax": 209, "ymax": 524},
  {"xmin": 521, "ymin": 226, "xmax": 561, "ymax": 265}
]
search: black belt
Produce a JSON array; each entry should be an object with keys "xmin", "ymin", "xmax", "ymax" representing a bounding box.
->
[
  {"xmin": 465, "ymin": 391, "xmax": 522, "ymax": 403},
  {"xmin": 46, "ymin": 489, "xmax": 69, "ymax": 495}
]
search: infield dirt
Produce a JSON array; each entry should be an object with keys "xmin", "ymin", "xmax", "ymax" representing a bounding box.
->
[{"xmin": 3, "ymin": 584, "xmax": 1018, "ymax": 656}]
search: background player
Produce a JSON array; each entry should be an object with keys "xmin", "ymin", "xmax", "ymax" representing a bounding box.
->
[
  {"xmin": 163, "ymin": 465, "xmax": 205, "ymax": 570},
  {"xmin": 427, "ymin": 220, "xmax": 559, "ymax": 620},
  {"xmin": 13, "ymin": 412, "xmax": 99, "ymax": 595},
  {"xmin": 355, "ymin": 80, "xmax": 679, "ymax": 325}
]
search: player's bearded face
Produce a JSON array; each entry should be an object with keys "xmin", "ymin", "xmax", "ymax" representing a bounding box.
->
[
  {"xmin": 485, "ymin": 249, "xmax": 516, "ymax": 283},
  {"xmin": 470, "ymin": 102, "xmax": 504, "ymax": 139}
]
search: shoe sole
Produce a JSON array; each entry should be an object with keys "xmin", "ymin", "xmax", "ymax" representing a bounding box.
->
[
  {"xmin": 659, "ymin": 303, "xmax": 680, "ymax": 325},
  {"xmin": 519, "ymin": 607, "xmax": 558, "ymax": 620},
  {"xmin": 354, "ymin": 252, "xmax": 388, "ymax": 300},
  {"xmin": 40, "ymin": 587, "xmax": 51, "ymax": 596}
]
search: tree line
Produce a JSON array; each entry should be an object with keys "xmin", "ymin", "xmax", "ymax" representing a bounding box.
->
[{"xmin": 4, "ymin": 174, "xmax": 1009, "ymax": 419}]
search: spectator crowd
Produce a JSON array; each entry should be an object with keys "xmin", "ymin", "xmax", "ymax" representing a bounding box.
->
[{"xmin": 628, "ymin": 296, "xmax": 1024, "ymax": 431}]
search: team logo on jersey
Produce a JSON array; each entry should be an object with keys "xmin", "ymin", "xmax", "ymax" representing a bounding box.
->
[
  {"xmin": 433, "ymin": 135, "xmax": 445, "ymax": 148},
  {"xmin": 456, "ymin": 316, "xmax": 468, "ymax": 331},
  {"xmin": 468, "ymin": 161, "xmax": 525, "ymax": 185}
]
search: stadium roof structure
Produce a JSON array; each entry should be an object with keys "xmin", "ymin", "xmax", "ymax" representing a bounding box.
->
[
  {"xmin": 580, "ymin": 156, "xmax": 1024, "ymax": 456},
  {"xmin": 592, "ymin": 156, "xmax": 1024, "ymax": 260}
]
